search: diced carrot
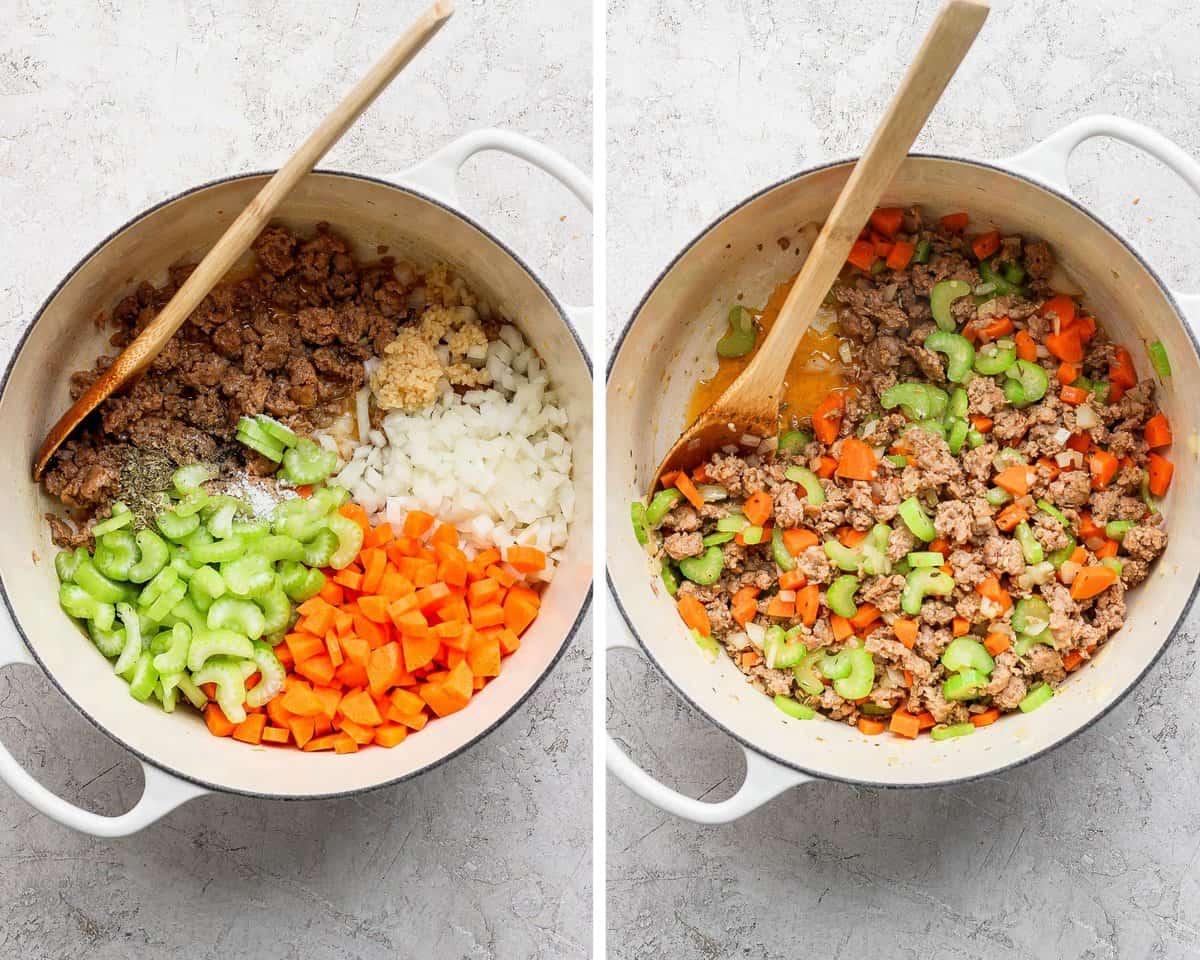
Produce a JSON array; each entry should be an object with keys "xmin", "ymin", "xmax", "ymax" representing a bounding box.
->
[
  {"xmin": 779, "ymin": 569, "xmax": 807, "ymax": 591},
  {"xmin": 430, "ymin": 523, "xmax": 459, "ymax": 549},
  {"xmin": 506, "ymin": 546, "xmax": 546, "ymax": 574},
  {"xmin": 504, "ymin": 590, "xmax": 540, "ymax": 635},
  {"xmin": 338, "ymin": 502, "xmax": 371, "ymax": 531},
  {"xmin": 311, "ymin": 685, "xmax": 341, "ymax": 720},
  {"xmin": 336, "ymin": 718, "xmax": 376, "ymax": 746},
  {"xmin": 486, "ymin": 563, "xmax": 519, "ymax": 589},
  {"xmin": 889, "ymin": 708, "xmax": 921, "ymax": 739},
  {"xmin": 1144, "ymin": 412, "xmax": 1172, "ymax": 449},
  {"xmin": 402, "ymin": 633, "xmax": 441, "ymax": 673},
  {"xmin": 1062, "ymin": 649, "xmax": 1085, "ymax": 672},
  {"xmin": 1056, "ymin": 361, "xmax": 1078, "ymax": 385},
  {"xmin": 849, "ymin": 603, "xmax": 881, "ymax": 631},
  {"xmin": 835, "ymin": 437, "xmax": 878, "ymax": 482},
  {"xmin": 928, "ymin": 537, "xmax": 950, "ymax": 556},
  {"xmin": 869, "ymin": 207, "xmax": 904, "ymax": 238},
  {"xmin": 740, "ymin": 650, "xmax": 762, "ymax": 669},
  {"xmin": 765, "ymin": 597, "xmax": 794, "ymax": 619},
  {"xmin": 467, "ymin": 631, "xmax": 502, "ymax": 678},
  {"xmin": 886, "ymin": 240, "xmax": 915, "ymax": 270},
  {"xmin": 782, "ymin": 528, "xmax": 819, "ymax": 555},
  {"xmin": 812, "ymin": 393, "xmax": 845, "ymax": 445},
  {"xmin": 840, "ymin": 528, "xmax": 869, "ymax": 548},
  {"xmin": 976, "ymin": 576, "xmax": 1012, "ymax": 613},
  {"xmin": 1070, "ymin": 565, "xmax": 1119, "ymax": 600},
  {"xmin": 340, "ymin": 689, "xmax": 383, "ymax": 726},
  {"xmin": 1088, "ymin": 449, "xmax": 1119, "ymax": 489},
  {"xmin": 1066, "ymin": 432, "xmax": 1091, "ymax": 454},
  {"xmin": 361, "ymin": 548, "xmax": 387, "ymax": 594},
  {"xmin": 332, "ymin": 567, "xmax": 363, "ymax": 591},
  {"xmin": 288, "ymin": 716, "xmax": 316, "ymax": 748},
  {"xmin": 1147, "ymin": 452, "xmax": 1173, "ymax": 495},
  {"xmin": 1014, "ymin": 329, "xmax": 1038, "ymax": 362},
  {"xmin": 295, "ymin": 654, "xmax": 336, "ymax": 687},
  {"xmin": 280, "ymin": 681, "xmax": 325, "ymax": 718},
  {"xmin": 373, "ymin": 723, "xmax": 408, "ymax": 748},
  {"xmin": 971, "ymin": 230, "xmax": 1001, "ymax": 260},
  {"xmin": 795, "ymin": 584, "xmax": 819, "ymax": 627},
  {"xmin": 994, "ymin": 465, "xmax": 1034, "ymax": 496},
  {"xmin": 1039, "ymin": 293, "xmax": 1076, "ymax": 327},
  {"xmin": 356, "ymin": 594, "xmax": 392, "ymax": 624},
  {"xmin": 1060, "ymin": 384, "xmax": 1089, "ymax": 406},
  {"xmin": 742, "ymin": 491, "xmax": 773, "ymax": 527},
  {"xmin": 681, "ymin": 592, "xmax": 705, "ymax": 638},
  {"xmin": 261, "ymin": 726, "xmax": 291, "ymax": 745},
  {"xmin": 1109, "ymin": 345, "xmax": 1137, "ymax": 388},
  {"xmin": 978, "ymin": 316, "xmax": 1014, "ymax": 344},
  {"xmin": 204, "ymin": 703, "xmax": 236, "ymax": 737},
  {"xmin": 367, "ymin": 643, "xmax": 404, "ymax": 696},
  {"xmin": 894, "ymin": 618, "xmax": 918, "ymax": 649},
  {"xmin": 467, "ymin": 578, "xmax": 500, "ymax": 607},
  {"xmin": 673, "ymin": 472, "xmax": 706, "ymax": 511},
  {"xmin": 847, "ymin": 239, "xmax": 876, "ymax": 272},
  {"xmin": 939, "ymin": 212, "xmax": 969, "ymax": 233},
  {"xmin": 915, "ymin": 712, "xmax": 936, "ymax": 730},
  {"xmin": 857, "ymin": 717, "xmax": 886, "ymax": 736},
  {"xmin": 284, "ymin": 631, "xmax": 325, "ymax": 665},
  {"xmin": 1045, "ymin": 329, "xmax": 1083, "ymax": 363},
  {"xmin": 994, "ymin": 502, "xmax": 1028, "ymax": 532},
  {"xmin": 1095, "ymin": 538, "xmax": 1119, "ymax": 560},
  {"xmin": 984, "ymin": 632, "xmax": 1011, "ymax": 656},
  {"xmin": 971, "ymin": 708, "xmax": 1000, "ymax": 728},
  {"xmin": 403, "ymin": 510, "xmax": 436, "ymax": 538},
  {"xmin": 830, "ymin": 615, "xmax": 854, "ymax": 642},
  {"xmin": 970, "ymin": 415, "xmax": 993, "ymax": 434},
  {"xmin": 815, "ymin": 456, "xmax": 838, "ymax": 479},
  {"xmin": 232, "ymin": 713, "xmax": 267, "ymax": 745},
  {"xmin": 332, "ymin": 733, "xmax": 359, "ymax": 754},
  {"xmin": 952, "ymin": 617, "xmax": 969, "ymax": 637},
  {"xmin": 318, "ymin": 580, "xmax": 344, "ymax": 606}
]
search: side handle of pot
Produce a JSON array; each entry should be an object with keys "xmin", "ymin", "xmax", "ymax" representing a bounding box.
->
[
  {"xmin": 1004, "ymin": 114, "xmax": 1200, "ymax": 327},
  {"xmin": 0, "ymin": 602, "xmax": 206, "ymax": 837},
  {"xmin": 398, "ymin": 128, "xmax": 593, "ymax": 343},
  {"xmin": 606, "ymin": 599, "xmax": 812, "ymax": 823}
]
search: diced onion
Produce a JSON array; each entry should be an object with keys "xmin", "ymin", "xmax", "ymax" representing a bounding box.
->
[
  {"xmin": 320, "ymin": 323, "xmax": 573, "ymax": 580},
  {"xmin": 1075, "ymin": 405, "xmax": 1099, "ymax": 430}
]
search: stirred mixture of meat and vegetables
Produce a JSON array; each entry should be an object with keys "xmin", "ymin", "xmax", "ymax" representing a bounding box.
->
[{"xmin": 633, "ymin": 206, "xmax": 1175, "ymax": 740}]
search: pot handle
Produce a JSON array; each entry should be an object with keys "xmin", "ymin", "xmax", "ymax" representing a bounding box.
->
[
  {"xmin": 1005, "ymin": 114, "xmax": 1200, "ymax": 324},
  {"xmin": 605, "ymin": 601, "xmax": 812, "ymax": 823},
  {"xmin": 398, "ymin": 129, "xmax": 593, "ymax": 343},
  {"xmin": 0, "ymin": 604, "xmax": 207, "ymax": 837}
]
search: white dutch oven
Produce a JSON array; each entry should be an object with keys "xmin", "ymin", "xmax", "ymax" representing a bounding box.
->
[
  {"xmin": 0, "ymin": 129, "xmax": 593, "ymax": 836},
  {"xmin": 607, "ymin": 116, "xmax": 1200, "ymax": 822}
]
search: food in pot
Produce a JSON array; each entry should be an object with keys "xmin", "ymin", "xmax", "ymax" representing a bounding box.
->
[
  {"xmin": 634, "ymin": 207, "xmax": 1172, "ymax": 739},
  {"xmin": 45, "ymin": 225, "xmax": 569, "ymax": 752}
]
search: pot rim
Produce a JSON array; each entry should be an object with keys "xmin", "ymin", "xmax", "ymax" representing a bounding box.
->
[
  {"xmin": 4, "ymin": 168, "xmax": 593, "ymax": 801},
  {"xmin": 606, "ymin": 151, "xmax": 1200, "ymax": 789}
]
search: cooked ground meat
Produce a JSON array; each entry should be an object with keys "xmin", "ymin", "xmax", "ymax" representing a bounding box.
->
[
  {"xmin": 42, "ymin": 224, "xmax": 479, "ymax": 543},
  {"xmin": 651, "ymin": 211, "xmax": 1171, "ymax": 732}
]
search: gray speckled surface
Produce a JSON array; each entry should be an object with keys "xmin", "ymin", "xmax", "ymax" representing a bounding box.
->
[
  {"xmin": 0, "ymin": 2, "xmax": 591, "ymax": 957},
  {"xmin": 606, "ymin": 1, "xmax": 1200, "ymax": 957}
]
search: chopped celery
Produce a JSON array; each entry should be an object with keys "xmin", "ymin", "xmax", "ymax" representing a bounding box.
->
[{"xmin": 774, "ymin": 695, "xmax": 816, "ymax": 720}]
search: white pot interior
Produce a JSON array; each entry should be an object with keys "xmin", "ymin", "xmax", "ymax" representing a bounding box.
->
[
  {"xmin": 3, "ymin": 172, "xmax": 592, "ymax": 798},
  {"xmin": 607, "ymin": 156, "xmax": 1197, "ymax": 787}
]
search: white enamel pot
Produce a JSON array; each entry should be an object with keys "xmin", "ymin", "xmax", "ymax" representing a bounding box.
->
[
  {"xmin": 607, "ymin": 116, "xmax": 1200, "ymax": 822},
  {"xmin": 0, "ymin": 129, "xmax": 593, "ymax": 836}
]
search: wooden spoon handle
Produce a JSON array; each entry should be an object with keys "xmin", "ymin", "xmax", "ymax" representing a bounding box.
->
[
  {"xmin": 745, "ymin": 0, "xmax": 989, "ymax": 392},
  {"xmin": 33, "ymin": 0, "xmax": 454, "ymax": 478}
]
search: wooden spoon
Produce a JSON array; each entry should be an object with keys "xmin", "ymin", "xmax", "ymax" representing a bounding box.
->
[
  {"xmin": 649, "ymin": 0, "xmax": 989, "ymax": 492},
  {"xmin": 32, "ymin": 0, "xmax": 455, "ymax": 479}
]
